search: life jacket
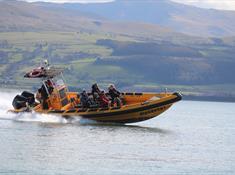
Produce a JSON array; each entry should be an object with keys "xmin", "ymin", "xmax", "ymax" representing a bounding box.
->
[{"xmin": 99, "ymin": 94, "xmax": 109, "ymax": 107}]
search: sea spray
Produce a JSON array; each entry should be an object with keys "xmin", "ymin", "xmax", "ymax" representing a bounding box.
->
[
  {"xmin": 0, "ymin": 91, "xmax": 75, "ymax": 124},
  {"xmin": 0, "ymin": 90, "xmax": 98, "ymax": 125},
  {"xmin": 0, "ymin": 90, "xmax": 18, "ymax": 120}
]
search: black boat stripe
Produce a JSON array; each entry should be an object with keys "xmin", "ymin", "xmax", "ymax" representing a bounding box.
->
[
  {"xmin": 135, "ymin": 93, "xmax": 143, "ymax": 96},
  {"xmin": 94, "ymin": 116, "xmax": 156, "ymax": 124},
  {"xmin": 49, "ymin": 110, "xmax": 65, "ymax": 113},
  {"xmin": 66, "ymin": 109, "xmax": 76, "ymax": 113},
  {"xmin": 81, "ymin": 94, "xmax": 182, "ymax": 118}
]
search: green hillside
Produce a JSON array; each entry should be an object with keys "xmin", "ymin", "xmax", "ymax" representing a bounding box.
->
[
  {"xmin": 1, "ymin": 31, "xmax": 235, "ymax": 101},
  {"xmin": 1, "ymin": 1, "xmax": 235, "ymax": 101}
]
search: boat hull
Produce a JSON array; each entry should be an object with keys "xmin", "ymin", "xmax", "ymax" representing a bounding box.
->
[
  {"xmin": 79, "ymin": 94, "xmax": 182, "ymax": 123},
  {"xmin": 80, "ymin": 104, "xmax": 173, "ymax": 123},
  {"xmin": 9, "ymin": 92, "xmax": 182, "ymax": 124}
]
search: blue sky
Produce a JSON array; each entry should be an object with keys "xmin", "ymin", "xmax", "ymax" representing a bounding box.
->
[{"xmin": 23, "ymin": 0, "xmax": 235, "ymax": 11}]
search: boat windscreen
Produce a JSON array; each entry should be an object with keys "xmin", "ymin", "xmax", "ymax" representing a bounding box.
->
[
  {"xmin": 59, "ymin": 88, "xmax": 66, "ymax": 99},
  {"xmin": 55, "ymin": 79, "xmax": 66, "ymax": 89}
]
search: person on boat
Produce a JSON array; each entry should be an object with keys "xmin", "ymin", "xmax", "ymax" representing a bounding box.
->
[
  {"xmin": 36, "ymin": 89, "xmax": 42, "ymax": 103},
  {"xmin": 98, "ymin": 90, "xmax": 110, "ymax": 108},
  {"xmin": 91, "ymin": 92, "xmax": 99, "ymax": 106},
  {"xmin": 91, "ymin": 83, "xmax": 101, "ymax": 100},
  {"xmin": 80, "ymin": 90, "xmax": 92, "ymax": 108},
  {"xmin": 45, "ymin": 79, "xmax": 54, "ymax": 95},
  {"xmin": 108, "ymin": 84, "xmax": 122, "ymax": 107},
  {"xmin": 37, "ymin": 85, "xmax": 49, "ymax": 110}
]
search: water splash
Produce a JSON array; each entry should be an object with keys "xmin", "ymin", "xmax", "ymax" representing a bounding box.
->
[
  {"xmin": 0, "ymin": 90, "xmax": 88, "ymax": 124},
  {"xmin": 0, "ymin": 90, "xmax": 18, "ymax": 121}
]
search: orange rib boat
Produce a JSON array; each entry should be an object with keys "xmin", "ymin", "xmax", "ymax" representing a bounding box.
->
[{"xmin": 9, "ymin": 64, "xmax": 182, "ymax": 124}]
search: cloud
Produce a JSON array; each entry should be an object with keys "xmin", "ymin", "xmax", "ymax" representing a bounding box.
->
[
  {"xmin": 171, "ymin": 0, "xmax": 235, "ymax": 11},
  {"xmin": 21, "ymin": 0, "xmax": 235, "ymax": 10},
  {"xmin": 24, "ymin": 0, "xmax": 113, "ymax": 3}
]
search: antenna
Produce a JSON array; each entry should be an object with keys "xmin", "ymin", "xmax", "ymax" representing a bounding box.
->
[
  {"xmin": 43, "ymin": 42, "xmax": 52, "ymax": 67},
  {"xmin": 44, "ymin": 59, "xmax": 49, "ymax": 67}
]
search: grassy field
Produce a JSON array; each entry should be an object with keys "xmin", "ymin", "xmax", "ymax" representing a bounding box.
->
[
  {"xmin": 0, "ymin": 32, "xmax": 134, "ymax": 88},
  {"xmin": 1, "ymin": 31, "xmax": 235, "ymax": 101}
]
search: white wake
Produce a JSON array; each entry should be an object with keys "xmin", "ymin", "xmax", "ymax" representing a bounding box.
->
[{"xmin": 0, "ymin": 90, "xmax": 85, "ymax": 124}]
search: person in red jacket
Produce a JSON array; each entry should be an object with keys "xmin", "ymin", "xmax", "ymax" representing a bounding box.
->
[{"xmin": 98, "ymin": 90, "xmax": 110, "ymax": 108}]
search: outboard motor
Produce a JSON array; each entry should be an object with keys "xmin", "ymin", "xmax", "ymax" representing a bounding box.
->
[
  {"xmin": 12, "ymin": 95, "xmax": 28, "ymax": 110},
  {"xmin": 21, "ymin": 91, "xmax": 35, "ymax": 106},
  {"xmin": 12, "ymin": 91, "xmax": 35, "ymax": 110}
]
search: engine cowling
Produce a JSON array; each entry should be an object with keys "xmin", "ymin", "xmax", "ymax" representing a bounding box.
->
[{"xmin": 12, "ymin": 91, "xmax": 35, "ymax": 109}]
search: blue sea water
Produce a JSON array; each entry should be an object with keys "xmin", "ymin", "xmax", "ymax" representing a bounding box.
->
[{"xmin": 0, "ymin": 91, "xmax": 234, "ymax": 175}]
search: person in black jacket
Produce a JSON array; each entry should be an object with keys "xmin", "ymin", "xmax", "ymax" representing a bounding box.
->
[
  {"xmin": 80, "ymin": 90, "xmax": 92, "ymax": 108},
  {"xmin": 108, "ymin": 84, "xmax": 122, "ymax": 107},
  {"xmin": 37, "ymin": 85, "xmax": 49, "ymax": 109},
  {"xmin": 91, "ymin": 83, "xmax": 101, "ymax": 101}
]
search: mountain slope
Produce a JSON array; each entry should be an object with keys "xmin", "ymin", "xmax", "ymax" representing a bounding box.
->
[
  {"xmin": 1, "ymin": 0, "xmax": 235, "ymax": 100},
  {"xmin": 2, "ymin": 0, "xmax": 235, "ymax": 38},
  {"xmin": 0, "ymin": 0, "xmax": 183, "ymax": 40},
  {"xmin": 53, "ymin": 0, "xmax": 235, "ymax": 37}
]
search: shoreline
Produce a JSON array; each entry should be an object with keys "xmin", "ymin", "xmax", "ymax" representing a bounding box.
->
[
  {"xmin": 1, "ymin": 86, "xmax": 234, "ymax": 103},
  {"xmin": 183, "ymin": 95, "xmax": 235, "ymax": 103}
]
